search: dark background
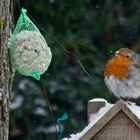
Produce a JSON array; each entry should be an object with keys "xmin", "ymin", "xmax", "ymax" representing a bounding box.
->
[{"xmin": 9, "ymin": 0, "xmax": 140, "ymax": 140}]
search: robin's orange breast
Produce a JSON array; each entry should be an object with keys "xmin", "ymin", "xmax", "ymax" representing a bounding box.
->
[{"xmin": 104, "ymin": 56, "xmax": 134, "ymax": 80}]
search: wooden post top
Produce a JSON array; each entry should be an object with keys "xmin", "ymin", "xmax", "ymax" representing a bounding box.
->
[{"xmin": 88, "ymin": 98, "xmax": 106, "ymax": 122}]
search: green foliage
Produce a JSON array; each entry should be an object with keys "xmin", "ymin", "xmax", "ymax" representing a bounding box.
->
[{"xmin": 10, "ymin": 0, "xmax": 140, "ymax": 140}]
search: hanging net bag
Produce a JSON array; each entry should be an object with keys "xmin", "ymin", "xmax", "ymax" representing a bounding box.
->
[{"xmin": 10, "ymin": 8, "xmax": 52, "ymax": 80}]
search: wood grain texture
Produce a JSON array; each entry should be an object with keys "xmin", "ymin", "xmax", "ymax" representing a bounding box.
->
[
  {"xmin": 88, "ymin": 101, "xmax": 105, "ymax": 122},
  {"xmin": 80, "ymin": 100, "xmax": 140, "ymax": 140},
  {"xmin": 0, "ymin": 0, "xmax": 14, "ymax": 140},
  {"xmin": 92, "ymin": 111, "xmax": 140, "ymax": 140}
]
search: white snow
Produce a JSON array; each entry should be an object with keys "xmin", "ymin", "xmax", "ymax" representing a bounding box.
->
[
  {"xmin": 0, "ymin": 88, "xmax": 3, "ymax": 100},
  {"xmin": 10, "ymin": 95, "xmax": 24, "ymax": 109},
  {"xmin": 89, "ymin": 98, "xmax": 107, "ymax": 103},
  {"xmin": 33, "ymin": 107, "xmax": 48, "ymax": 116},
  {"xmin": 18, "ymin": 79, "xmax": 40, "ymax": 92},
  {"xmin": 62, "ymin": 98, "xmax": 113, "ymax": 140},
  {"xmin": 62, "ymin": 98, "xmax": 140, "ymax": 140},
  {"xmin": 89, "ymin": 100, "xmax": 113, "ymax": 123},
  {"xmin": 35, "ymin": 125, "xmax": 59, "ymax": 134},
  {"xmin": 0, "ymin": 92, "xmax": 2, "ymax": 99},
  {"xmin": 127, "ymin": 102, "xmax": 140, "ymax": 119},
  {"xmin": 34, "ymin": 98, "xmax": 46, "ymax": 106}
]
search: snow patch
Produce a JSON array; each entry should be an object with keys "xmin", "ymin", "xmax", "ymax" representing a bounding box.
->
[
  {"xmin": 33, "ymin": 107, "xmax": 48, "ymax": 116},
  {"xmin": 127, "ymin": 102, "xmax": 140, "ymax": 119},
  {"xmin": 34, "ymin": 98, "xmax": 46, "ymax": 106},
  {"xmin": 89, "ymin": 98, "xmax": 107, "ymax": 103},
  {"xmin": 89, "ymin": 100, "xmax": 113, "ymax": 122},
  {"xmin": 10, "ymin": 95, "xmax": 24, "ymax": 109},
  {"xmin": 35, "ymin": 125, "xmax": 59, "ymax": 134},
  {"xmin": 62, "ymin": 98, "xmax": 113, "ymax": 140},
  {"xmin": 63, "ymin": 99, "xmax": 140, "ymax": 140}
]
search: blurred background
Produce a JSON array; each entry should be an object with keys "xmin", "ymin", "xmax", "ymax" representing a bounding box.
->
[{"xmin": 9, "ymin": 0, "xmax": 140, "ymax": 140}]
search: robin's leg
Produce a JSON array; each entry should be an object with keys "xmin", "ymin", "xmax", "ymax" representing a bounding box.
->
[
  {"xmin": 123, "ymin": 97, "xmax": 130, "ymax": 102},
  {"xmin": 120, "ymin": 96, "xmax": 125, "ymax": 101},
  {"xmin": 121, "ymin": 97, "xmax": 131, "ymax": 105}
]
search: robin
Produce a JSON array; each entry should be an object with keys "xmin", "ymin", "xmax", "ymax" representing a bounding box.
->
[{"xmin": 104, "ymin": 48, "xmax": 140, "ymax": 99}]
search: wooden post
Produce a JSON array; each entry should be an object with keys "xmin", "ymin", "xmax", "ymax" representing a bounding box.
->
[
  {"xmin": 88, "ymin": 99, "xmax": 105, "ymax": 123},
  {"xmin": 0, "ymin": 0, "xmax": 14, "ymax": 140}
]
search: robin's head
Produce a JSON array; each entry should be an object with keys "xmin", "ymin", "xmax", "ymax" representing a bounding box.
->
[
  {"xmin": 104, "ymin": 48, "xmax": 136, "ymax": 80},
  {"xmin": 115, "ymin": 48, "xmax": 134, "ymax": 61}
]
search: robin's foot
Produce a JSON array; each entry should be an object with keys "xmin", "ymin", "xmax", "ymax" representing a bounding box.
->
[
  {"xmin": 120, "ymin": 97, "xmax": 131, "ymax": 105},
  {"xmin": 121, "ymin": 97, "xmax": 130, "ymax": 101}
]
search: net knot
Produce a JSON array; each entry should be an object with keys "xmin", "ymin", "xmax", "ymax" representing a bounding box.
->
[{"xmin": 21, "ymin": 8, "xmax": 27, "ymax": 14}]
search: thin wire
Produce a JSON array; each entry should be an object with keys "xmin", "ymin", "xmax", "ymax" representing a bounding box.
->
[
  {"xmin": 43, "ymin": 32, "xmax": 90, "ymax": 76},
  {"xmin": 40, "ymin": 77, "xmax": 59, "ymax": 139},
  {"xmin": 16, "ymin": 0, "xmax": 21, "ymax": 11},
  {"xmin": 28, "ymin": 13, "xmax": 89, "ymax": 76}
]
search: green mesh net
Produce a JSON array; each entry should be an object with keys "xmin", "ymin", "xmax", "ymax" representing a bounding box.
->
[{"xmin": 10, "ymin": 8, "xmax": 52, "ymax": 80}]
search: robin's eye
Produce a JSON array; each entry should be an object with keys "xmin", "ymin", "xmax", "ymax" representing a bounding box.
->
[{"xmin": 126, "ymin": 54, "xmax": 130, "ymax": 59}]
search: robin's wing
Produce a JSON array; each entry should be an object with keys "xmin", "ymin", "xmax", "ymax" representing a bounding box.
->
[
  {"xmin": 130, "ymin": 52, "xmax": 140, "ymax": 77},
  {"xmin": 128, "ymin": 63, "xmax": 140, "ymax": 88},
  {"xmin": 129, "ymin": 63, "xmax": 140, "ymax": 76}
]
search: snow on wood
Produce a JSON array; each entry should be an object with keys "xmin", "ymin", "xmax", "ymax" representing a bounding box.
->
[
  {"xmin": 89, "ymin": 99, "xmax": 113, "ymax": 123},
  {"xmin": 89, "ymin": 98, "xmax": 107, "ymax": 103},
  {"xmin": 62, "ymin": 98, "xmax": 113, "ymax": 140},
  {"xmin": 127, "ymin": 102, "xmax": 140, "ymax": 120},
  {"xmin": 62, "ymin": 98, "xmax": 140, "ymax": 140}
]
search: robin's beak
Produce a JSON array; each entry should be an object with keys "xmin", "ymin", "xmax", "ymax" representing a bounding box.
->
[{"xmin": 115, "ymin": 51, "xmax": 120, "ymax": 57}]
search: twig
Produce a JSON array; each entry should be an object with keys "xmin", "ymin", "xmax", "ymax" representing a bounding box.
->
[
  {"xmin": 40, "ymin": 77, "xmax": 59, "ymax": 139},
  {"xmin": 28, "ymin": 13, "xmax": 89, "ymax": 76}
]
